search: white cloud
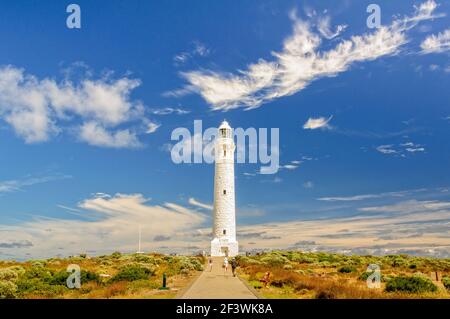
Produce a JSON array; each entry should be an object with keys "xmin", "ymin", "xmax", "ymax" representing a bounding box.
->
[
  {"xmin": 317, "ymin": 16, "xmax": 347, "ymax": 39},
  {"xmin": 0, "ymin": 65, "xmax": 149, "ymax": 147},
  {"xmin": 146, "ymin": 121, "xmax": 161, "ymax": 134},
  {"xmin": 376, "ymin": 142, "xmax": 425, "ymax": 156},
  {"xmin": 376, "ymin": 144, "xmax": 398, "ymax": 154},
  {"xmin": 79, "ymin": 121, "xmax": 142, "ymax": 148},
  {"xmin": 0, "ymin": 174, "xmax": 71, "ymax": 194},
  {"xmin": 318, "ymin": 188, "xmax": 427, "ymax": 202},
  {"xmin": 173, "ymin": 1, "xmax": 441, "ymax": 111},
  {"xmin": 0, "ymin": 193, "xmax": 207, "ymax": 259},
  {"xmin": 173, "ymin": 41, "xmax": 211, "ymax": 65},
  {"xmin": 188, "ymin": 197, "xmax": 213, "ymax": 210},
  {"xmin": 232, "ymin": 198, "xmax": 450, "ymax": 258},
  {"xmin": 303, "ymin": 115, "xmax": 333, "ymax": 130},
  {"xmin": 2, "ymin": 192, "xmax": 449, "ymax": 259},
  {"xmin": 429, "ymin": 64, "xmax": 440, "ymax": 71},
  {"xmin": 405, "ymin": 147, "xmax": 425, "ymax": 153},
  {"xmin": 420, "ymin": 28, "xmax": 450, "ymax": 53},
  {"xmin": 283, "ymin": 164, "xmax": 298, "ymax": 170},
  {"xmin": 150, "ymin": 107, "xmax": 190, "ymax": 115}
]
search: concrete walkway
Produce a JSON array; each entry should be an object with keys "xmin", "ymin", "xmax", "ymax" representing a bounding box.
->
[{"xmin": 178, "ymin": 257, "xmax": 258, "ymax": 299}]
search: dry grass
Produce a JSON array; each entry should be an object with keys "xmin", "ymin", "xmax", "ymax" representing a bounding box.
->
[{"xmin": 238, "ymin": 253, "xmax": 450, "ymax": 299}]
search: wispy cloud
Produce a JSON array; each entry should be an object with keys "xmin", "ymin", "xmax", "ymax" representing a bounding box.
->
[
  {"xmin": 149, "ymin": 107, "xmax": 190, "ymax": 115},
  {"xmin": 317, "ymin": 16, "xmax": 347, "ymax": 39},
  {"xmin": 420, "ymin": 28, "xmax": 450, "ymax": 53},
  {"xmin": 376, "ymin": 144, "xmax": 398, "ymax": 155},
  {"xmin": 230, "ymin": 197, "xmax": 450, "ymax": 258},
  {"xmin": 0, "ymin": 174, "xmax": 71, "ymax": 194},
  {"xmin": 174, "ymin": 41, "xmax": 210, "ymax": 65},
  {"xmin": 171, "ymin": 1, "xmax": 441, "ymax": 111},
  {"xmin": 376, "ymin": 141, "xmax": 425, "ymax": 156},
  {"xmin": 0, "ymin": 193, "xmax": 206, "ymax": 259},
  {"xmin": 303, "ymin": 116, "xmax": 333, "ymax": 130},
  {"xmin": 188, "ymin": 197, "xmax": 213, "ymax": 210},
  {"xmin": 145, "ymin": 121, "xmax": 161, "ymax": 134},
  {"xmin": 317, "ymin": 188, "xmax": 426, "ymax": 202}
]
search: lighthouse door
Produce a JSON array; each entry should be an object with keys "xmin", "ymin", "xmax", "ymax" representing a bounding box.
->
[{"xmin": 221, "ymin": 247, "xmax": 229, "ymax": 256}]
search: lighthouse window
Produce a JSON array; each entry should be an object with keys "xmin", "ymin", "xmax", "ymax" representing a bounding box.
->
[
  {"xmin": 223, "ymin": 145, "xmax": 227, "ymax": 157},
  {"xmin": 223, "ymin": 189, "xmax": 226, "ymax": 195},
  {"xmin": 220, "ymin": 129, "xmax": 227, "ymax": 138},
  {"xmin": 223, "ymin": 229, "xmax": 226, "ymax": 235}
]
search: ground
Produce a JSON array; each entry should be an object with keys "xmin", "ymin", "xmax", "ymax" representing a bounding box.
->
[
  {"xmin": 178, "ymin": 257, "xmax": 257, "ymax": 299},
  {"xmin": 1, "ymin": 250, "xmax": 449, "ymax": 299}
]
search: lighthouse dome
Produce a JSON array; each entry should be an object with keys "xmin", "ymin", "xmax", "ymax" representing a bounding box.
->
[
  {"xmin": 219, "ymin": 120, "xmax": 231, "ymax": 129},
  {"xmin": 219, "ymin": 120, "xmax": 232, "ymax": 138}
]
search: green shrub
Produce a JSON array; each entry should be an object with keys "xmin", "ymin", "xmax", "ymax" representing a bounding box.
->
[
  {"xmin": 50, "ymin": 270, "xmax": 99, "ymax": 285},
  {"xmin": 0, "ymin": 281, "xmax": 17, "ymax": 298},
  {"xmin": 260, "ymin": 254, "xmax": 289, "ymax": 267},
  {"xmin": 391, "ymin": 258, "xmax": 407, "ymax": 268},
  {"xmin": 249, "ymin": 280, "xmax": 263, "ymax": 289},
  {"xmin": 111, "ymin": 252, "xmax": 122, "ymax": 259},
  {"xmin": 22, "ymin": 266, "xmax": 54, "ymax": 282},
  {"xmin": 16, "ymin": 278, "xmax": 66, "ymax": 296},
  {"xmin": 133, "ymin": 254, "xmax": 155, "ymax": 264},
  {"xmin": 358, "ymin": 270, "xmax": 385, "ymax": 282},
  {"xmin": 176, "ymin": 256, "xmax": 203, "ymax": 272},
  {"xmin": 338, "ymin": 266, "xmax": 356, "ymax": 273},
  {"xmin": 0, "ymin": 268, "xmax": 19, "ymax": 282},
  {"xmin": 442, "ymin": 276, "xmax": 450, "ymax": 290},
  {"xmin": 385, "ymin": 275, "xmax": 437, "ymax": 293},
  {"xmin": 112, "ymin": 265, "xmax": 154, "ymax": 282}
]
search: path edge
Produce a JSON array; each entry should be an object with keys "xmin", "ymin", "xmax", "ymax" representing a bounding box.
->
[
  {"xmin": 175, "ymin": 270, "xmax": 203, "ymax": 299},
  {"xmin": 237, "ymin": 274, "xmax": 264, "ymax": 299}
]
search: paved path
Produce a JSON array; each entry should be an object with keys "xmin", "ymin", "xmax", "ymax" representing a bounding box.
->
[{"xmin": 178, "ymin": 257, "xmax": 258, "ymax": 299}]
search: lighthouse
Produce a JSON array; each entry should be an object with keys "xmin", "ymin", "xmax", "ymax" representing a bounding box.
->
[{"xmin": 211, "ymin": 120, "xmax": 239, "ymax": 257}]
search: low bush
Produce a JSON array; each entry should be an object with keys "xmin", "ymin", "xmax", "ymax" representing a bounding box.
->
[
  {"xmin": 50, "ymin": 270, "xmax": 99, "ymax": 285},
  {"xmin": 260, "ymin": 254, "xmax": 289, "ymax": 267},
  {"xmin": 111, "ymin": 265, "xmax": 154, "ymax": 282},
  {"xmin": 442, "ymin": 276, "xmax": 450, "ymax": 290},
  {"xmin": 0, "ymin": 268, "xmax": 19, "ymax": 282},
  {"xmin": 338, "ymin": 266, "xmax": 356, "ymax": 273},
  {"xmin": 358, "ymin": 271, "xmax": 384, "ymax": 282},
  {"xmin": 16, "ymin": 278, "xmax": 66, "ymax": 297},
  {"xmin": 0, "ymin": 281, "xmax": 17, "ymax": 298},
  {"xmin": 385, "ymin": 275, "xmax": 437, "ymax": 293}
]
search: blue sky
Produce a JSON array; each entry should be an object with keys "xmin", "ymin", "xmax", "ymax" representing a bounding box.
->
[{"xmin": 0, "ymin": 0, "xmax": 449, "ymax": 260}]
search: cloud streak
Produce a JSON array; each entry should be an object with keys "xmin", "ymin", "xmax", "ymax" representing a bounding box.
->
[
  {"xmin": 303, "ymin": 116, "xmax": 333, "ymax": 130},
  {"xmin": 172, "ymin": 1, "xmax": 441, "ymax": 111},
  {"xmin": 421, "ymin": 28, "xmax": 450, "ymax": 53},
  {"xmin": 0, "ymin": 174, "xmax": 71, "ymax": 194},
  {"xmin": 0, "ymin": 193, "xmax": 207, "ymax": 260}
]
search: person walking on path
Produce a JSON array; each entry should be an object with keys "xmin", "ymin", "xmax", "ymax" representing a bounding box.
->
[
  {"xmin": 208, "ymin": 257, "xmax": 213, "ymax": 272},
  {"xmin": 223, "ymin": 257, "xmax": 229, "ymax": 273},
  {"xmin": 231, "ymin": 258, "xmax": 237, "ymax": 277}
]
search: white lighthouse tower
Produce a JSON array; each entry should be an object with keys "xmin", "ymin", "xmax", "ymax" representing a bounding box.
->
[{"xmin": 211, "ymin": 120, "xmax": 239, "ymax": 257}]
